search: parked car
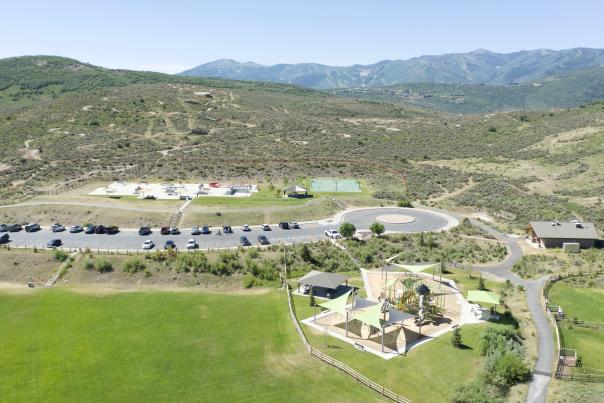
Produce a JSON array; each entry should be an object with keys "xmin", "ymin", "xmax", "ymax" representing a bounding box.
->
[
  {"xmin": 291, "ymin": 222, "xmax": 300, "ymax": 229},
  {"xmin": 138, "ymin": 226, "xmax": 152, "ymax": 236},
  {"xmin": 106, "ymin": 226, "xmax": 119, "ymax": 235},
  {"xmin": 239, "ymin": 236, "xmax": 251, "ymax": 246},
  {"xmin": 164, "ymin": 240, "xmax": 177, "ymax": 250},
  {"xmin": 160, "ymin": 227, "xmax": 171, "ymax": 235},
  {"xmin": 223, "ymin": 225, "xmax": 233, "ymax": 234},
  {"xmin": 0, "ymin": 233, "xmax": 9, "ymax": 244},
  {"xmin": 144, "ymin": 195, "xmax": 156, "ymax": 200},
  {"xmin": 278, "ymin": 222, "xmax": 290, "ymax": 229},
  {"xmin": 324, "ymin": 229, "xmax": 341, "ymax": 239},
  {"xmin": 261, "ymin": 224, "xmax": 271, "ymax": 231},
  {"xmin": 0, "ymin": 224, "xmax": 8, "ymax": 232},
  {"xmin": 142, "ymin": 240, "xmax": 155, "ymax": 250},
  {"xmin": 51, "ymin": 223, "xmax": 65, "ymax": 232},
  {"xmin": 84, "ymin": 225, "xmax": 96, "ymax": 234},
  {"xmin": 242, "ymin": 224, "xmax": 251, "ymax": 232},
  {"xmin": 8, "ymin": 224, "xmax": 22, "ymax": 232},
  {"xmin": 25, "ymin": 223, "xmax": 41, "ymax": 232},
  {"xmin": 95, "ymin": 225, "xmax": 106, "ymax": 234},
  {"xmin": 46, "ymin": 239, "xmax": 62, "ymax": 248},
  {"xmin": 191, "ymin": 226, "xmax": 201, "ymax": 235},
  {"xmin": 186, "ymin": 239, "xmax": 198, "ymax": 249},
  {"xmin": 170, "ymin": 227, "xmax": 180, "ymax": 235},
  {"xmin": 201, "ymin": 225, "xmax": 211, "ymax": 235},
  {"xmin": 257, "ymin": 235, "xmax": 270, "ymax": 245},
  {"xmin": 69, "ymin": 225, "xmax": 83, "ymax": 233}
]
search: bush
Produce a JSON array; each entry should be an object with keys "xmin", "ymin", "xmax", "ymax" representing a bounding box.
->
[
  {"xmin": 123, "ymin": 257, "xmax": 146, "ymax": 274},
  {"xmin": 339, "ymin": 222, "xmax": 356, "ymax": 238},
  {"xmin": 397, "ymin": 199, "xmax": 413, "ymax": 208},
  {"xmin": 369, "ymin": 222, "xmax": 385, "ymax": 236},
  {"xmin": 492, "ymin": 353, "xmax": 531, "ymax": 388},
  {"xmin": 243, "ymin": 275, "xmax": 255, "ymax": 288},
  {"xmin": 453, "ymin": 380, "xmax": 501, "ymax": 403},
  {"xmin": 53, "ymin": 250, "xmax": 69, "ymax": 262},
  {"xmin": 95, "ymin": 258, "xmax": 113, "ymax": 273}
]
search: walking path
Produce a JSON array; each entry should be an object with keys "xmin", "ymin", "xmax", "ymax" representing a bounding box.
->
[{"xmin": 469, "ymin": 220, "xmax": 553, "ymax": 403}]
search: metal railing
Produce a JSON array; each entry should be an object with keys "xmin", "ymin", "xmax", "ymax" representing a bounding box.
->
[{"xmin": 283, "ymin": 271, "xmax": 411, "ymax": 402}]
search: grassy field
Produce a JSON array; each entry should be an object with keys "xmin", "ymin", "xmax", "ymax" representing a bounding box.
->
[
  {"xmin": 0, "ymin": 288, "xmax": 384, "ymax": 402},
  {"xmin": 548, "ymin": 278, "xmax": 604, "ymax": 375}
]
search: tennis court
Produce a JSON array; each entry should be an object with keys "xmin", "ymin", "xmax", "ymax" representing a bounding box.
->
[{"xmin": 310, "ymin": 178, "xmax": 361, "ymax": 193}]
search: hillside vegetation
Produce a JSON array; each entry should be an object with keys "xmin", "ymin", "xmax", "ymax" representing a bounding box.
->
[{"xmin": 1, "ymin": 56, "xmax": 604, "ymax": 233}]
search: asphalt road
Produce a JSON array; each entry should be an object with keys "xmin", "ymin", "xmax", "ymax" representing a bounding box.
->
[{"xmin": 1, "ymin": 207, "xmax": 454, "ymax": 251}]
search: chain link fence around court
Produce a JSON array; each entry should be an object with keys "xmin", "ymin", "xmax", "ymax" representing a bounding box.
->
[{"xmin": 310, "ymin": 178, "xmax": 361, "ymax": 193}]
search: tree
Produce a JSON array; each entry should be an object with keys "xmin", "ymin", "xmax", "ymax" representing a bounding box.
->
[
  {"xmin": 309, "ymin": 288, "xmax": 316, "ymax": 307},
  {"xmin": 492, "ymin": 353, "xmax": 531, "ymax": 388},
  {"xmin": 339, "ymin": 222, "xmax": 356, "ymax": 239},
  {"xmin": 451, "ymin": 327, "xmax": 462, "ymax": 348},
  {"xmin": 369, "ymin": 222, "xmax": 385, "ymax": 236},
  {"xmin": 300, "ymin": 244, "xmax": 312, "ymax": 262},
  {"xmin": 478, "ymin": 274, "xmax": 486, "ymax": 291}
]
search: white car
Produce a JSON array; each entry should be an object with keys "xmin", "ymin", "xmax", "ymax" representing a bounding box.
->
[
  {"xmin": 291, "ymin": 222, "xmax": 300, "ymax": 229},
  {"xmin": 186, "ymin": 239, "xmax": 198, "ymax": 249},
  {"xmin": 142, "ymin": 240, "xmax": 155, "ymax": 250},
  {"xmin": 324, "ymin": 229, "xmax": 341, "ymax": 239},
  {"xmin": 242, "ymin": 224, "xmax": 251, "ymax": 232}
]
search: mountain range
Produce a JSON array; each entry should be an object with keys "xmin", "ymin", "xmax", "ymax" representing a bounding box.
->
[{"xmin": 180, "ymin": 48, "xmax": 604, "ymax": 90}]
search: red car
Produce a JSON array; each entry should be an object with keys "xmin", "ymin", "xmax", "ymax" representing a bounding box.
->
[{"xmin": 160, "ymin": 227, "xmax": 171, "ymax": 235}]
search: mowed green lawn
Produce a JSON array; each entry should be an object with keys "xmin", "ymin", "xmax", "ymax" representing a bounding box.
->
[
  {"xmin": 0, "ymin": 289, "xmax": 383, "ymax": 403},
  {"xmin": 549, "ymin": 282, "xmax": 604, "ymax": 372}
]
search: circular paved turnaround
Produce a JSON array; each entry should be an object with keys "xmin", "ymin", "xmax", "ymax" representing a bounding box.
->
[
  {"xmin": 376, "ymin": 214, "xmax": 415, "ymax": 224},
  {"xmin": 338, "ymin": 207, "xmax": 457, "ymax": 234}
]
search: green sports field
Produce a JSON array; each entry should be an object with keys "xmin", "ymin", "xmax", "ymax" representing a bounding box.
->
[{"xmin": 0, "ymin": 289, "xmax": 382, "ymax": 403}]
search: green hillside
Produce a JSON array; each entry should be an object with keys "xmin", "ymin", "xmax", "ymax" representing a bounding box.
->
[
  {"xmin": 1, "ymin": 55, "xmax": 604, "ymax": 233},
  {"xmin": 332, "ymin": 67, "xmax": 604, "ymax": 114}
]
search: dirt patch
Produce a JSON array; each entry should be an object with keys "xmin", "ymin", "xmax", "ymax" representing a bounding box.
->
[
  {"xmin": 0, "ymin": 163, "xmax": 11, "ymax": 172},
  {"xmin": 21, "ymin": 139, "xmax": 41, "ymax": 161},
  {"xmin": 524, "ymin": 126, "xmax": 603, "ymax": 152}
]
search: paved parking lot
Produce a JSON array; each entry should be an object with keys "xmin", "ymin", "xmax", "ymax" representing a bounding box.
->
[{"xmin": 1, "ymin": 208, "xmax": 456, "ymax": 251}]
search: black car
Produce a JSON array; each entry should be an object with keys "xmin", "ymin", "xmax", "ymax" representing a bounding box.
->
[
  {"xmin": 223, "ymin": 225, "xmax": 233, "ymax": 234},
  {"xmin": 0, "ymin": 233, "xmax": 9, "ymax": 244},
  {"xmin": 201, "ymin": 225, "xmax": 211, "ymax": 235},
  {"xmin": 25, "ymin": 223, "xmax": 41, "ymax": 232},
  {"xmin": 278, "ymin": 222, "xmax": 290, "ymax": 230},
  {"xmin": 84, "ymin": 225, "xmax": 96, "ymax": 234},
  {"xmin": 257, "ymin": 235, "xmax": 270, "ymax": 245},
  {"xmin": 106, "ymin": 226, "xmax": 119, "ymax": 235},
  {"xmin": 46, "ymin": 239, "xmax": 62, "ymax": 248},
  {"xmin": 164, "ymin": 240, "xmax": 177, "ymax": 250},
  {"xmin": 95, "ymin": 225, "xmax": 106, "ymax": 234},
  {"xmin": 0, "ymin": 224, "xmax": 8, "ymax": 232},
  {"xmin": 239, "ymin": 236, "xmax": 251, "ymax": 246},
  {"xmin": 8, "ymin": 224, "xmax": 22, "ymax": 232},
  {"xmin": 160, "ymin": 227, "xmax": 171, "ymax": 235},
  {"xmin": 138, "ymin": 226, "xmax": 152, "ymax": 236}
]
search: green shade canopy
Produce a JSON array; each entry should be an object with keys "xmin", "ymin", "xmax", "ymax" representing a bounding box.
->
[
  {"xmin": 392, "ymin": 263, "xmax": 439, "ymax": 273},
  {"xmin": 318, "ymin": 290, "xmax": 352, "ymax": 316},
  {"xmin": 467, "ymin": 290, "xmax": 500, "ymax": 305},
  {"xmin": 354, "ymin": 301, "xmax": 383, "ymax": 329}
]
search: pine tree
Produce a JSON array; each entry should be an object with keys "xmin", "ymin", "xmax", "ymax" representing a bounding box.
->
[
  {"xmin": 309, "ymin": 287, "xmax": 316, "ymax": 307},
  {"xmin": 478, "ymin": 274, "xmax": 486, "ymax": 291},
  {"xmin": 451, "ymin": 327, "xmax": 462, "ymax": 348}
]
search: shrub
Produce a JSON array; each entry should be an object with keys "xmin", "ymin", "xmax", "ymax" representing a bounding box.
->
[
  {"xmin": 53, "ymin": 250, "xmax": 69, "ymax": 262},
  {"xmin": 339, "ymin": 222, "xmax": 356, "ymax": 238},
  {"xmin": 243, "ymin": 275, "xmax": 255, "ymax": 288},
  {"xmin": 95, "ymin": 258, "xmax": 113, "ymax": 273},
  {"xmin": 451, "ymin": 327, "xmax": 462, "ymax": 348},
  {"xmin": 369, "ymin": 222, "xmax": 385, "ymax": 236},
  {"xmin": 452, "ymin": 380, "xmax": 501, "ymax": 403},
  {"xmin": 397, "ymin": 199, "xmax": 413, "ymax": 208},
  {"xmin": 123, "ymin": 257, "xmax": 146, "ymax": 274},
  {"xmin": 492, "ymin": 353, "xmax": 531, "ymax": 388}
]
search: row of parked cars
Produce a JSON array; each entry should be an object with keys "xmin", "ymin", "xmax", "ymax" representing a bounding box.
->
[
  {"xmin": 0, "ymin": 223, "xmax": 119, "ymax": 234},
  {"xmin": 141, "ymin": 233, "xmax": 271, "ymax": 250},
  {"xmin": 137, "ymin": 222, "xmax": 301, "ymax": 236}
]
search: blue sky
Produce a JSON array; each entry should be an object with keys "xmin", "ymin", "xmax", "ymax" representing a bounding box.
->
[{"xmin": 1, "ymin": 1, "xmax": 603, "ymax": 73}]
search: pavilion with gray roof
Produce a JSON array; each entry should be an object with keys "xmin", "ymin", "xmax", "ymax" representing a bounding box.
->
[{"xmin": 297, "ymin": 270, "xmax": 351, "ymax": 299}]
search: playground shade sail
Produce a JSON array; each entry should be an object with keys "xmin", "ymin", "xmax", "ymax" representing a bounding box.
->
[
  {"xmin": 392, "ymin": 263, "xmax": 439, "ymax": 273},
  {"xmin": 354, "ymin": 301, "xmax": 384, "ymax": 329},
  {"xmin": 467, "ymin": 290, "xmax": 500, "ymax": 305},
  {"xmin": 310, "ymin": 178, "xmax": 361, "ymax": 193},
  {"xmin": 319, "ymin": 290, "xmax": 352, "ymax": 316}
]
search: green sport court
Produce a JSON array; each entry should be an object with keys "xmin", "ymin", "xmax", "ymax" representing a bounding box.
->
[{"xmin": 310, "ymin": 178, "xmax": 361, "ymax": 193}]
